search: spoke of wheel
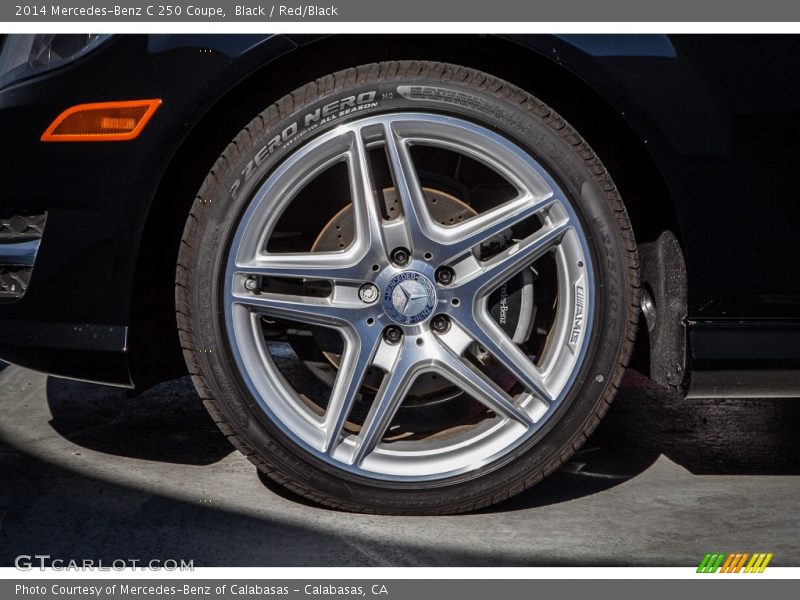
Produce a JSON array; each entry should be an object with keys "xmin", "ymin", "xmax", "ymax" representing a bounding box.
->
[
  {"xmin": 236, "ymin": 252, "xmax": 365, "ymax": 283},
  {"xmin": 473, "ymin": 218, "xmax": 572, "ymax": 294},
  {"xmin": 347, "ymin": 131, "xmax": 391, "ymax": 263},
  {"xmin": 231, "ymin": 289, "xmax": 360, "ymax": 328},
  {"xmin": 352, "ymin": 349, "xmax": 416, "ymax": 465},
  {"xmin": 382, "ymin": 122, "xmax": 436, "ymax": 253},
  {"xmin": 322, "ymin": 327, "xmax": 382, "ymax": 454},
  {"xmin": 435, "ymin": 344, "xmax": 533, "ymax": 427},
  {"xmin": 438, "ymin": 194, "xmax": 557, "ymax": 264},
  {"xmin": 463, "ymin": 310, "xmax": 553, "ymax": 403}
]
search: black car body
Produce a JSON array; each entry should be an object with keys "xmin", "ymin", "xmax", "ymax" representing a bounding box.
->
[{"xmin": 1, "ymin": 33, "xmax": 798, "ymax": 397}]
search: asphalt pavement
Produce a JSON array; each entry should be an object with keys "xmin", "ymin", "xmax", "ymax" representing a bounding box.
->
[{"xmin": 1, "ymin": 362, "xmax": 799, "ymax": 566}]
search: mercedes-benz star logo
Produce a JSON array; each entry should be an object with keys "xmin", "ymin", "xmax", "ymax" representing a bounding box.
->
[
  {"xmin": 383, "ymin": 272, "xmax": 437, "ymax": 325},
  {"xmin": 395, "ymin": 281, "xmax": 429, "ymax": 316}
]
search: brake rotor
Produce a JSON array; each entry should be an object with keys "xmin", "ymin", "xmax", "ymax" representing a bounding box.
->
[{"xmin": 311, "ymin": 186, "xmax": 476, "ymax": 252}]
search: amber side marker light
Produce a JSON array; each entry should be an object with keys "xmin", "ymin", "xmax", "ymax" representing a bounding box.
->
[{"xmin": 41, "ymin": 99, "xmax": 162, "ymax": 142}]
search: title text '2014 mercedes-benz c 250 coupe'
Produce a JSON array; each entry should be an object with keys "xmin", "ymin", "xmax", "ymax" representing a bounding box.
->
[{"xmin": 1, "ymin": 34, "xmax": 798, "ymax": 513}]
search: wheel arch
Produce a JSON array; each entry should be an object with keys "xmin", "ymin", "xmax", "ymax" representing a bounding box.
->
[{"xmin": 127, "ymin": 34, "xmax": 683, "ymax": 390}]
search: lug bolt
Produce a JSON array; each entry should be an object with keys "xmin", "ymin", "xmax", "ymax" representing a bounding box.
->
[
  {"xmin": 430, "ymin": 314, "xmax": 451, "ymax": 334},
  {"xmin": 390, "ymin": 247, "xmax": 411, "ymax": 267},
  {"xmin": 435, "ymin": 266, "xmax": 455, "ymax": 286},
  {"xmin": 383, "ymin": 326, "xmax": 403, "ymax": 345},
  {"xmin": 244, "ymin": 277, "xmax": 259, "ymax": 292},
  {"xmin": 358, "ymin": 283, "xmax": 379, "ymax": 304}
]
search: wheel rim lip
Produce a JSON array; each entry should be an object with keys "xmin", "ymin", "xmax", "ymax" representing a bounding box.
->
[{"xmin": 223, "ymin": 111, "xmax": 596, "ymax": 482}]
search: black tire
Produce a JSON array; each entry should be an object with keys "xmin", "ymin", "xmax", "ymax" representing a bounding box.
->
[{"xmin": 176, "ymin": 61, "xmax": 640, "ymax": 514}]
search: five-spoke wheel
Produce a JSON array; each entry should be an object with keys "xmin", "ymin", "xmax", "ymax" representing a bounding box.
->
[
  {"xmin": 178, "ymin": 61, "xmax": 638, "ymax": 513},
  {"xmin": 225, "ymin": 113, "xmax": 593, "ymax": 480}
]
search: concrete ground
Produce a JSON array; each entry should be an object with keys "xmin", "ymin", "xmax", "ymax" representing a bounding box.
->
[{"xmin": 0, "ymin": 362, "xmax": 798, "ymax": 566}]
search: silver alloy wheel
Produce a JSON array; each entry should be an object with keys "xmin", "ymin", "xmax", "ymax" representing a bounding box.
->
[{"xmin": 224, "ymin": 112, "xmax": 594, "ymax": 481}]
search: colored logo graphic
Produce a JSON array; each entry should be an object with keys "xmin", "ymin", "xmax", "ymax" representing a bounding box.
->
[
  {"xmin": 383, "ymin": 271, "xmax": 437, "ymax": 325},
  {"xmin": 697, "ymin": 552, "xmax": 773, "ymax": 573}
]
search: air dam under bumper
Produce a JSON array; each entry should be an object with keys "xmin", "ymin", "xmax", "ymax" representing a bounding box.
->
[{"xmin": 0, "ymin": 318, "xmax": 131, "ymax": 387}]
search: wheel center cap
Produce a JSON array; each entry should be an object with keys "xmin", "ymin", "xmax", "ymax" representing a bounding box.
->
[{"xmin": 383, "ymin": 271, "xmax": 437, "ymax": 325}]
